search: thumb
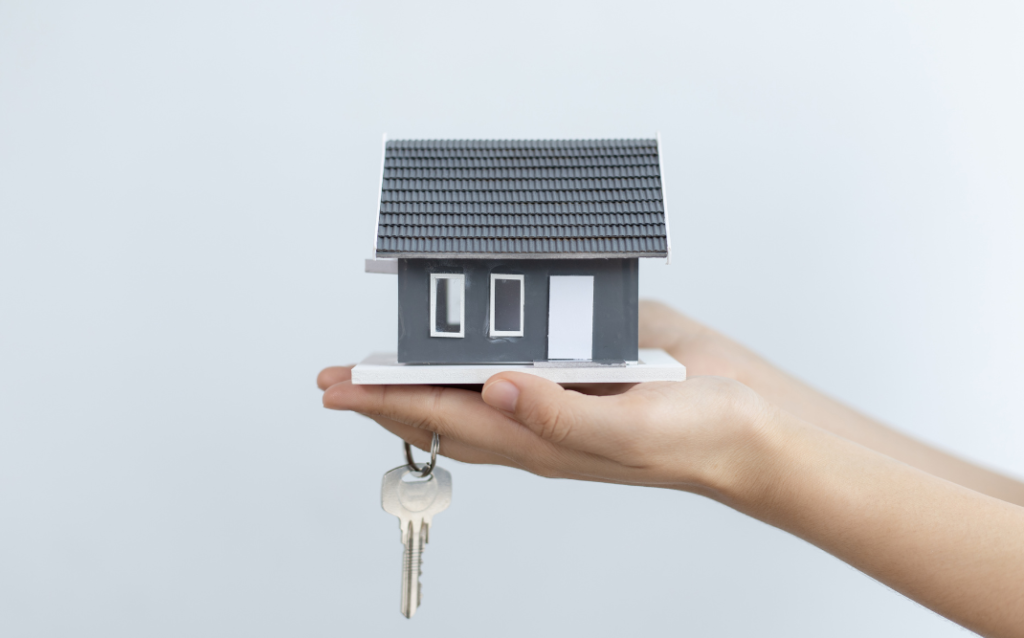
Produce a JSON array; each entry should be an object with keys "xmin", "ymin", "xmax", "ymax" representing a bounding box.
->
[{"xmin": 481, "ymin": 371, "xmax": 624, "ymax": 450}]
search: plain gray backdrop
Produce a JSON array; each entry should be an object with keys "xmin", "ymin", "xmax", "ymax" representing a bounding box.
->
[{"xmin": 2, "ymin": 1, "xmax": 1022, "ymax": 636}]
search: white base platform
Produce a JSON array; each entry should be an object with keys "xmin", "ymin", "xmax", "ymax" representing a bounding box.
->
[{"xmin": 351, "ymin": 349, "xmax": 686, "ymax": 385}]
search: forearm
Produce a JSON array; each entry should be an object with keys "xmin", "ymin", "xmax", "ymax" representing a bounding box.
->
[
  {"xmin": 740, "ymin": 358, "xmax": 1024, "ymax": 506},
  {"xmin": 714, "ymin": 410, "xmax": 1024, "ymax": 638},
  {"xmin": 642, "ymin": 301, "xmax": 1024, "ymax": 504},
  {"xmin": 643, "ymin": 301, "xmax": 1024, "ymax": 504}
]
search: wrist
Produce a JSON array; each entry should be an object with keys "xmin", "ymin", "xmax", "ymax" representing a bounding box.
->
[{"xmin": 697, "ymin": 399, "xmax": 791, "ymax": 509}]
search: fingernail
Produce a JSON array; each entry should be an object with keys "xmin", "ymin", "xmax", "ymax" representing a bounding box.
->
[{"xmin": 483, "ymin": 379, "xmax": 519, "ymax": 413}]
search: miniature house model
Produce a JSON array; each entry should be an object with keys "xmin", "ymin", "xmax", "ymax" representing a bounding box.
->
[{"xmin": 367, "ymin": 137, "xmax": 671, "ymax": 367}]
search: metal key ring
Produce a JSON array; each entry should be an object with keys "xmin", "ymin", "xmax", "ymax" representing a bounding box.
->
[{"xmin": 404, "ymin": 432, "xmax": 440, "ymax": 478}]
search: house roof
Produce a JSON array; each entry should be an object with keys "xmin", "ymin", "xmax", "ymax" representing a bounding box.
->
[{"xmin": 373, "ymin": 138, "xmax": 669, "ymax": 259}]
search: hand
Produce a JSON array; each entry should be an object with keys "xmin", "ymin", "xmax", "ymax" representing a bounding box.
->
[
  {"xmin": 318, "ymin": 299, "xmax": 1024, "ymax": 504},
  {"xmin": 541, "ymin": 299, "xmax": 761, "ymax": 399},
  {"xmin": 315, "ymin": 299, "xmax": 779, "ymax": 492},
  {"xmin": 317, "ymin": 301, "xmax": 1024, "ymax": 637},
  {"xmin": 561, "ymin": 299, "xmax": 773, "ymax": 401},
  {"xmin": 318, "ymin": 366, "xmax": 774, "ymax": 495},
  {"xmin": 638, "ymin": 299, "xmax": 763, "ymax": 383}
]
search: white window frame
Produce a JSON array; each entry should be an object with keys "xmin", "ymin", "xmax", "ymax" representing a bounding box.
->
[
  {"xmin": 429, "ymin": 273, "xmax": 465, "ymax": 338},
  {"xmin": 489, "ymin": 274, "xmax": 525, "ymax": 337}
]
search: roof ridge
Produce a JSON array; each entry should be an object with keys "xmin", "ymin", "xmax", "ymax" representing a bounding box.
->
[{"xmin": 386, "ymin": 138, "xmax": 658, "ymax": 149}]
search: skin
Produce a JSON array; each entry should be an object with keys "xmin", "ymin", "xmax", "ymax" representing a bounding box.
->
[{"xmin": 319, "ymin": 300, "xmax": 1024, "ymax": 637}]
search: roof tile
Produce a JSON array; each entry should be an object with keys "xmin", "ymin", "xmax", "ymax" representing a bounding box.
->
[{"xmin": 375, "ymin": 138, "xmax": 668, "ymax": 257}]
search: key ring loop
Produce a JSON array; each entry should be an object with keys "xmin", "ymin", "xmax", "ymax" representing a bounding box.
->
[{"xmin": 404, "ymin": 432, "xmax": 440, "ymax": 478}]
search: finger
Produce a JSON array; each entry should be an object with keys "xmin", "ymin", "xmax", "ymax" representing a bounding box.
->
[
  {"xmin": 331, "ymin": 381, "xmax": 661, "ymax": 484},
  {"xmin": 369, "ymin": 412, "xmax": 649, "ymax": 485},
  {"xmin": 317, "ymin": 366, "xmax": 352, "ymax": 390},
  {"xmin": 366, "ymin": 413, "xmax": 524, "ymax": 469},
  {"xmin": 323, "ymin": 381, "xmax": 551, "ymax": 463},
  {"xmin": 480, "ymin": 372, "xmax": 646, "ymax": 455},
  {"xmin": 562, "ymin": 382, "xmax": 636, "ymax": 396}
]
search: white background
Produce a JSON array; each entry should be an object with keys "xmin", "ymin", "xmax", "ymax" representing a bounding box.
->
[{"xmin": 1, "ymin": 1, "xmax": 1022, "ymax": 636}]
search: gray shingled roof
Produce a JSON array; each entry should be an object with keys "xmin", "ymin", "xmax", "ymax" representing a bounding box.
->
[{"xmin": 373, "ymin": 138, "xmax": 669, "ymax": 259}]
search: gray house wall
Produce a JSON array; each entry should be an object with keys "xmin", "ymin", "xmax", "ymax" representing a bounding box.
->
[{"xmin": 397, "ymin": 258, "xmax": 639, "ymax": 364}]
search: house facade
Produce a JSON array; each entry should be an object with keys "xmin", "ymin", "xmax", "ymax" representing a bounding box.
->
[{"xmin": 371, "ymin": 138, "xmax": 670, "ymax": 365}]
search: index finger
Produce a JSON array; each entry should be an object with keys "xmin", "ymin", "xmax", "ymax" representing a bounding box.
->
[{"xmin": 317, "ymin": 366, "xmax": 352, "ymax": 390}]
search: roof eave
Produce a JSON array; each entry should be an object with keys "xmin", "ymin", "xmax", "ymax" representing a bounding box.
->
[
  {"xmin": 371, "ymin": 133, "xmax": 387, "ymax": 258},
  {"xmin": 374, "ymin": 251, "xmax": 667, "ymax": 260},
  {"xmin": 656, "ymin": 131, "xmax": 672, "ymax": 265}
]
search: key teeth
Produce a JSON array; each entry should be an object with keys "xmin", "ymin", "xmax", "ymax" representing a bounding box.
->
[
  {"xmin": 416, "ymin": 530, "xmax": 424, "ymax": 614},
  {"xmin": 401, "ymin": 520, "xmax": 424, "ymax": 619}
]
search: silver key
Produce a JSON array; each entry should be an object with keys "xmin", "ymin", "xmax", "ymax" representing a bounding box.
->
[{"xmin": 381, "ymin": 465, "xmax": 452, "ymax": 618}]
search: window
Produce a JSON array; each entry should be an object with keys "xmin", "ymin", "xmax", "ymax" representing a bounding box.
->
[
  {"xmin": 430, "ymin": 273, "xmax": 464, "ymax": 338},
  {"xmin": 490, "ymin": 274, "xmax": 524, "ymax": 337}
]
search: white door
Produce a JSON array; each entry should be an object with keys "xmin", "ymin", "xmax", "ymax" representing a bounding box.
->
[{"xmin": 547, "ymin": 276, "xmax": 594, "ymax": 360}]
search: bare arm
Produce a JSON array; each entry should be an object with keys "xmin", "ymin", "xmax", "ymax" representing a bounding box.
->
[
  {"xmin": 638, "ymin": 300, "xmax": 1024, "ymax": 505},
  {"xmin": 730, "ymin": 409, "xmax": 1024, "ymax": 637},
  {"xmin": 319, "ymin": 367, "xmax": 1024, "ymax": 637}
]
